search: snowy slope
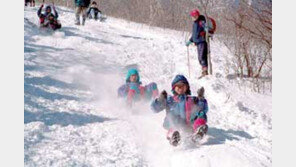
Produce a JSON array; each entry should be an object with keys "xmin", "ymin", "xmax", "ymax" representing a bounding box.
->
[{"xmin": 24, "ymin": 5, "xmax": 272, "ymax": 167}]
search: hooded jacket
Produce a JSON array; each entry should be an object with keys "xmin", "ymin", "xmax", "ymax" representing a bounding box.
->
[
  {"xmin": 189, "ymin": 15, "xmax": 206, "ymax": 45},
  {"xmin": 118, "ymin": 69, "xmax": 158, "ymax": 104},
  {"xmin": 151, "ymin": 75, "xmax": 208, "ymax": 130}
]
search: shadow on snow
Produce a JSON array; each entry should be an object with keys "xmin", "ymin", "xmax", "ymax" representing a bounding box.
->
[
  {"xmin": 204, "ymin": 127, "xmax": 254, "ymax": 145},
  {"xmin": 61, "ymin": 26, "xmax": 118, "ymax": 45},
  {"xmin": 24, "ymin": 76, "xmax": 79, "ymax": 101},
  {"xmin": 24, "ymin": 110, "xmax": 113, "ymax": 126}
]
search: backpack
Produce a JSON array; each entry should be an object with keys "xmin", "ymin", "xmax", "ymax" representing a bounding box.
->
[{"xmin": 207, "ymin": 17, "xmax": 216, "ymax": 34}]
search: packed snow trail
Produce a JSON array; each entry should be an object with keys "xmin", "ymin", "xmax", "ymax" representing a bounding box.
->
[{"xmin": 24, "ymin": 6, "xmax": 272, "ymax": 167}]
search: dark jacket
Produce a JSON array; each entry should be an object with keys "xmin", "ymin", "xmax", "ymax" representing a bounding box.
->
[
  {"xmin": 37, "ymin": 5, "xmax": 58, "ymax": 19},
  {"xmin": 87, "ymin": 6, "xmax": 101, "ymax": 15},
  {"xmin": 189, "ymin": 15, "xmax": 206, "ymax": 45},
  {"xmin": 75, "ymin": 0, "xmax": 91, "ymax": 7}
]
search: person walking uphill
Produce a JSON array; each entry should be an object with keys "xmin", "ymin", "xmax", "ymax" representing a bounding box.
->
[
  {"xmin": 74, "ymin": 0, "xmax": 91, "ymax": 25},
  {"xmin": 186, "ymin": 9, "xmax": 209, "ymax": 77}
]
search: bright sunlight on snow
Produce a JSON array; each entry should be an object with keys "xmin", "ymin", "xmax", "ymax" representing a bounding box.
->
[{"xmin": 24, "ymin": 5, "xmax": 271, "ymax": 167}]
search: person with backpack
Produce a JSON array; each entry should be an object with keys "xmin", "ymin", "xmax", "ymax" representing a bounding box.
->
[
  {"xmin": 186, "ymin": 9, "xmax": 209, "ymax": 77},
  {"xmin": 151, "ymin": 75, "xmax": 209, "ymax": 146},
  {"xmin": 118, "ymin": 69, "xmax": 159, "ymax": 107},
  {"xmin": 74, "ymin": 0, "xmax": 91, "ymax": 25},
  {"xmin": 37, "ymin": 3, "xmax": 61, "ymax": 30},
  {"xmin": 87, "ymin": 1, "xmax": 102, "ymax": 21}
]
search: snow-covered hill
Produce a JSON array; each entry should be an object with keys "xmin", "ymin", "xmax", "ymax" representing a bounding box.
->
[{"xmin": 24, "ymin": 5, "xmax": 272, "ymax": 167}]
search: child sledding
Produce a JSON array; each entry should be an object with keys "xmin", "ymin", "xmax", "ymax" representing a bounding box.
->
[
  {"xmin": 151, "ymin": 75, "xmax": 209, "ymax": 146},
  {"xmin": 37, "ymin": 3, "xmax": 61, "ymax": 30},
  {"xmin": 25, "ymin": 0, "xmax": 35, "ymax": 7},
  {"xmin": 118, "ymin": 69, "xmax": 159, "ymax": 107},
  {"xmin": 86, "ymin": 1, "xmax": 103, "ymax": 21}
]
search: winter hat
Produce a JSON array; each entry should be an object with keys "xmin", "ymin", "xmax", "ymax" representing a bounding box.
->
[
  {"xmin": 126, "ymin": 68, "xmax": 141, "ymax": 83},
  {"xmin": 45, "ymin": 5, "xmax": 52, "ymax": 13},
  {"xmin": 171, "ymin": 75, "xmax": 191, "ymax": 95},
  {"xmin": 190, "ymin": 9, "xmax": 200, "ymax": 17}
]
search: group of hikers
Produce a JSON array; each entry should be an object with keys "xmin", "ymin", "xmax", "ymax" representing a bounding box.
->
[{"xmin": 26, "ymin": 1, "xmax": 216, "ymax": 146}]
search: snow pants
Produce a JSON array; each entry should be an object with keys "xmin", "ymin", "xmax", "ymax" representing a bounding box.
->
[
  {"xmin": 75, "ymin": 7, "xmax": 87, "ymax": 25},
  {"xmin": 165, "ymin": 117, "xmax": 207, "ymax": 139},
  {"xmin": 88, "ymin": 9, "xmax": 101, "ymax": 20},
  {"xmin": 197, "ymin": 42, "xmax": 208, "ymax": 68}
]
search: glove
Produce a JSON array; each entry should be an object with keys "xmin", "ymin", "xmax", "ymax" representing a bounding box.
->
[
  {"xmin": 197, "ymin": 87, "xmax": 205, "ymax": 98},
  {"xmin": 158, "ymin": 90, "xmax": 167, "ymax": 102},
  {"xmin": 186, "ymin": 41, "xmax": 193, "ymax": 47}
]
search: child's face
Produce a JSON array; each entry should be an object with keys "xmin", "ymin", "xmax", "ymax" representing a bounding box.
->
[
  {"xmin": 129, "ymin": 74, "xmax": 137, "ymax": 83},
  {"xmin": 174, "ymin": 83, "xmax": 188, "ymax": 95},
  {"xmin": 46, "ymin": 8, "xmax": 51, "ymax": 13},
  {"xmin": 191, "ymin": 16, "xmax": 198, "ymax": 21}
]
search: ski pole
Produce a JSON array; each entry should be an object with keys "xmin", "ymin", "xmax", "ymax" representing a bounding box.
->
[
  {"xmin": 187, "ymin": 46, "xmax": 191, "ymax": 78},
  {"xmin": 204, "ymin": 13, "xmax": 213, "ymax": 75}
]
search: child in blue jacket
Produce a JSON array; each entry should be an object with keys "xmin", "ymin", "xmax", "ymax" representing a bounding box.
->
[
  {"xmin": 118, "ymin": 69, "xmax": 159, "ymax": 107},
  {"xmin": 151, "ymin": 75, "xmax": 208, "ymax": 146}
]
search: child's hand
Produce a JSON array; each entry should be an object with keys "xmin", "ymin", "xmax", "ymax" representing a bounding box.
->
[
  {"xmin": 185, "ymin": 41, "xmax": 190, "ymax": 46},
  {"xmin": 186, "ymin": 41, "xmax": 193, "ymax": 47},
  {"xmin": 159, "ymin": 90, "xmax": 167, "ymax": 102},
  {"xmin": 197, "ymin": 87, "xmax": 205, "ymax": 98}
]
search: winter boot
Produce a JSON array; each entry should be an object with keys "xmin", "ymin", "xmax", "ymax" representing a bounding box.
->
[
  {"xmin": 170, "ymin": 131, "xmax": 181, "ymax": 146},
  {"xmin": 202, "ymin": 67, "xmax": 208, "ymax": 76},
  {"xmin": 167, "ymin": 129, "xmax": 181, "ymax": 146},
  {"xmin": 192, "ymin": 124, "xmax": 208, "ymax": 142},
  {"xmin": 82, "ymin": 18, "xmax": 86, "ymax": 26},
  {"xmin": 75, "ymin": 15, "xmax": 80, "ymax": 25}
]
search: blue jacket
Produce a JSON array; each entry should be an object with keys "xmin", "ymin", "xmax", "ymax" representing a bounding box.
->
[
  {"xmin": 75, "ymin": 0, "xmax": 90, "ymax": 7},
  {"xmin": 151, "ymin": 94, "xmax": 208, "ymax": 129},
  {"xmin": 189, "ymin": 15, "xmax": 206, "ymax": 45},
  {"xmin": 118, "ymin": 69, "xmax": 158, "ymax": 103}
]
